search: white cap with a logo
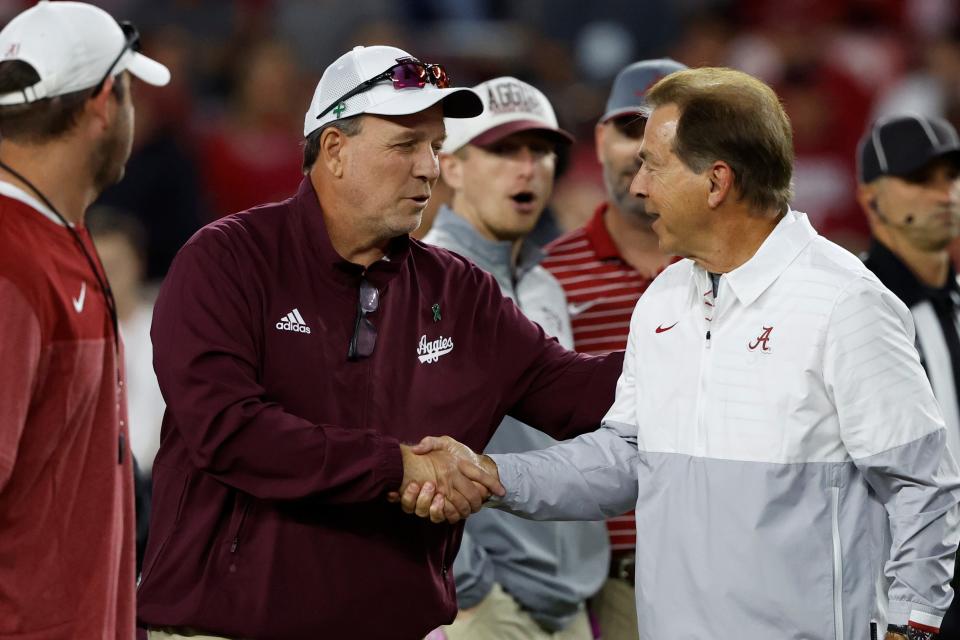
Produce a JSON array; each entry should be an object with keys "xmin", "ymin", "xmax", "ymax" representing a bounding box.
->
[
  {"xmin": 441, "ymin": 76, "xmax": 574, "ymax": 154},
  {"xmin": 0, "ymin": 0, "xmax": 170, "ymax": 106},
  {"xmin": 304, "ymin": 45, "xmax": 483, "ymax": 138}
]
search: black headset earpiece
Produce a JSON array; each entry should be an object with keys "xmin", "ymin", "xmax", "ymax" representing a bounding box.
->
[{"xmin": 869, "ymin": 197, "xmax": 887, "ymax": 223}]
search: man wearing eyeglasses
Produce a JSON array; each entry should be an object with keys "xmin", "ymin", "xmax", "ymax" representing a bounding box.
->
[
  {"xmin": 138, "ymin": 46, "xmax": 623, "ymax": 640},
  {"xmin": 0, "ymin": 2, "xmax": 170, "ymax": 639},
  {"xmin": 420, "ymin": 77, "xmax": 608, "ymax": 640}
]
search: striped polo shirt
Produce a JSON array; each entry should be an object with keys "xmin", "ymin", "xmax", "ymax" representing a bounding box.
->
[{"xmin": 543, "ymin": 202, "xmax": 657, "ymax": 550}]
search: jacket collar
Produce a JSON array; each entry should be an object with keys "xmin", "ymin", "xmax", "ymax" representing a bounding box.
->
[
  {"xmin": 864, "ymin": 238, "xmax": 960, "ymax": 309},
  {"xmin": 431, "ymin": 204, "xmax": 545, "ymax": 280},
  {"xmin": 293, "ymin": 177, "xmax": 411, "ymax": 290},
  {"xmin": 689, "ymin": 209, "xmax": 818, "ymax": 307}
]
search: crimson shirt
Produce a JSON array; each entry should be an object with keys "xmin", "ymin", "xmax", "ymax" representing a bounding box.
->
[
  {"xmin": 137, "ymin": 179, "xmax": 622, "ymax": 639},
  {"xmin": 0, "ymin": 184, "xmax": 135, "ymax": 638}
]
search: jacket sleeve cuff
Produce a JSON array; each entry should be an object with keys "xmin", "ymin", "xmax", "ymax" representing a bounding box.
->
[
  {"xmin": 887, "ymin": 600, "xmax": 944, "ymax": 632},
  {"xmin": 484, "ymin": 453, "xmax": 523, "ymax": 510},
  {"xmin": 375, "ymin": 434, "xmax": 403, "ymax": 494}
]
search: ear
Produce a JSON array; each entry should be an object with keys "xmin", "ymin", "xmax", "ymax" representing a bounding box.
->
[
  {"xmin": 855, "ymin": 182, "xmax": 878, "ymax": 218},
  {"xmin": 705, "ymin": 160, "xmax": 734, "ymax": 209},
  {"xmin": 320, "ymin": 126, "xmax": 347, "ymax": 178},
  {"xmin": 439, "ymin": 152, "xmax": 464, "ymax": 190},
  {"xmin": 85, "ymin": 74, "xmax": 119, "ymax": 133},
  {"xmin": 594, "ymin": 122, "xmax": 606, "ymax": 164}
]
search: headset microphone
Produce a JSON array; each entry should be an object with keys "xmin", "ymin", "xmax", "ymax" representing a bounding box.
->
[{"xmin": 870, "ymin": 198, "xmax": 916, "ymax": 226}]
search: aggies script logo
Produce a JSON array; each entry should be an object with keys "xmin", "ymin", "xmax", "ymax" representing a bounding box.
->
[{"xmin": 748, "ymin": 326, "xmax": 773, "ymax": 353}]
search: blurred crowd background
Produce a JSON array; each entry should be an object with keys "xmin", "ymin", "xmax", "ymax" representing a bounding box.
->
[
  {"xmin": 1, "ymin": 0, "xmax": 954, "ymax": 280},
  {"xmin": 8, "ymin": 0, "xmax": 960, "ymax": 470}
]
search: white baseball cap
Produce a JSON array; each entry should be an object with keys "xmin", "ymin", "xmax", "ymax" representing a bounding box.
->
[
  {"xmin": 0, "ymin": 1, "xmax": 169, "ymax": 106},
  {"xmin": 304, "ymin": 45, "xmax": 483, "ymax": 138},
  {"xmin": 441, "ymin": 76, "xmax": 574, "ymax": 154}
]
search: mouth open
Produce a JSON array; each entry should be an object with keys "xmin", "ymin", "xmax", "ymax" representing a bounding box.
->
[{"xmin": 511, "ymin": 191, "xmax": 535, "ymax": 204}]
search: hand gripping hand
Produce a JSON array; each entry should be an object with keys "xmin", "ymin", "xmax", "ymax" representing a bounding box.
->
[{"xmin": 390, "ymin": 436, "xmax": 504, "ymax": 524}]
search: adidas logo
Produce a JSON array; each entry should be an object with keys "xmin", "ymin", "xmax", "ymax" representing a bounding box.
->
[{"xmin": 276, "ymin": 308, "xmax": 312, "ymax": 334}]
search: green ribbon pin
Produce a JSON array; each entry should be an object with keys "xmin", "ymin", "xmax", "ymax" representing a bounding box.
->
[
  {"xmin": 432, "ymin": 303, "xmax": 441, "ymax": 322},
  {"xmin": 332, "ymin": 102, "xmax": 347, "ymax": 118}
]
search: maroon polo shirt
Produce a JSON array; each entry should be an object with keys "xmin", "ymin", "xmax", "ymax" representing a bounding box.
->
[{"xmin": 137, "ymin": 178, "xmax": 623, "ymax": 639}]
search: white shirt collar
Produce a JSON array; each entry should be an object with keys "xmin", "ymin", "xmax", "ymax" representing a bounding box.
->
[
  {"xmin": 690, "ymin": 209, "xmax": 818, "ymax": 307},
  {"xmin": 0, "ymin": 179, "xmax": 72, "ymax": 227}
]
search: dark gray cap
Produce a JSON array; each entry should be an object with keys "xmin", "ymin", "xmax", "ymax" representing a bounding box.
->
[
  {"xmin": 600, "ymin": 58, "xmax": 688, "ymax": 123},
  {"xmin": 858, "ymin": 114, "xmax": 960, "ymax": 184}
]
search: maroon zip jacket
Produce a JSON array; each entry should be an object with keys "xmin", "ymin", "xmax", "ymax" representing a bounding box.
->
[{"xmin": 137, "ymin": 178, "xmax": 624, "ymax": 640}]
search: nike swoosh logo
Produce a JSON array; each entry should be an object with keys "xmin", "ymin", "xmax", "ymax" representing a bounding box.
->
[
  {"xmin": 655, "ymin": 322, "xmax": 677, "ymax": 333},
  {"xmin": 72, "ymin": 282, "xmax": 86, "ymax": 313},
  {"xmin": 568, "ymin": 299, "xmax": 603, "ymax": 317}
]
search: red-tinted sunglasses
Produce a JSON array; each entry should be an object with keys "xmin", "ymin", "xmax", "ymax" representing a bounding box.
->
[{"xmin": 316, "ymin": 57, "xmax": 450, "ymax": 121}]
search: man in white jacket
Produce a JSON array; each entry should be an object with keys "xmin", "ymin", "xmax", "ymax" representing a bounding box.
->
[{"xmin": 405, "ymin": 67, "xmax": 960, "ymax": 640}]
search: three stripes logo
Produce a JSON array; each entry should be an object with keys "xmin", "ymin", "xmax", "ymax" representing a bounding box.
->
[{"xmin": 276, "ymin": 308, "xmax": 312, "ymax": 334}]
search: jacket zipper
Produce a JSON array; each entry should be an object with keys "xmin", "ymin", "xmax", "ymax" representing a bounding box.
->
[
  {"xmin": 696, "ymin": 278, "xmax": 716, "ymax": 456},
  {"xmin": 830, "ymin": 486, "xmax": 844, "ymax": 640},
  {"xmin": 229, "ymin": 497, "xmax": 250, "ymax": 555}
]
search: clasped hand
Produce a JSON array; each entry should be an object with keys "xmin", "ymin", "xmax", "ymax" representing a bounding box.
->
[{"xmin": 388, "ymin": 436, "xmax": 503, "ymax": 524}]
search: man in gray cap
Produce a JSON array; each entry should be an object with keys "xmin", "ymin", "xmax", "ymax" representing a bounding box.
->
[
  {"xmin": 540, "ymin": 58, "xmax": 686, "ymax": 640},
  {"xmin": 858, "ymin": 114, "xmax": 960, "ymax": 636}
]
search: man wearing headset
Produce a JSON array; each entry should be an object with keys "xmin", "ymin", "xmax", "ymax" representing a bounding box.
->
[{"xmin": 858, "ymin": 114, "xmax": 960, "ymax": 636}]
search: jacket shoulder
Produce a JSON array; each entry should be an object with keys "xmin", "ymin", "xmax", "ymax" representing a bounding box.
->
[
  {"xmin": 788, "ymin": 236, "xmax": 886, "ymax": 302},
  {"xmin": 184, "ymin": 199, "xmax": 291, "ymax": 257},
  {"xmin": 0, "ymin": 202, "xmax": 57, "ymax": 316}
]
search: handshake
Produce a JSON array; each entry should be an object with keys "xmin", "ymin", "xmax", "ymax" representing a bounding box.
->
[{"xmin": 388, "ymin": 436, "xmax": 505, "ymax": 524}]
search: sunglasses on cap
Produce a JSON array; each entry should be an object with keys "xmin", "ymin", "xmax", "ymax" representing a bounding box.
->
[
  {"xmin": 91, "ymin": 21, "xmax": 141, "ymax": 96},
  {"xmin": 316, "ymin": 57, "xmax": 451, "ymax": 121}
]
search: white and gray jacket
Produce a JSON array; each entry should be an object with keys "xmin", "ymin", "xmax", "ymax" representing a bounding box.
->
[
  {"xmin": 423, "ymin": 206, "xmax": 609, "ymax": 632},
  {"xmin": 490, "ymin": 210, "xmax": 960, "ymax": 638}
]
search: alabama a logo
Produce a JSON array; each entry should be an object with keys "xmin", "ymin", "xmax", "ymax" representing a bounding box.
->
[
  {"xmin": 417, "ymin": 334, "xmax": 454, "ymax": 364},
  {"xmin": 748, "ymin": 326, "xmax": 773, "ymax": 353}
]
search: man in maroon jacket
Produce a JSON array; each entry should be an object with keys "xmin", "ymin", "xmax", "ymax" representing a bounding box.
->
[{"xmin": 138, "ymin": 45, "xmax": 623, "ymax": 640}]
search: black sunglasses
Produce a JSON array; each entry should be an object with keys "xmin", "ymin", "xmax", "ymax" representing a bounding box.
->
[
  {"xmin": 348, "ymin": 279, "xmax": 380, "ymax": 360},
  {"xmin": 91, "ymin": 21, "xmax": 141, "ymax": 96},
  {"xmin": 316, "ymin": 57, "xmax": 450, "ymax": 121}
]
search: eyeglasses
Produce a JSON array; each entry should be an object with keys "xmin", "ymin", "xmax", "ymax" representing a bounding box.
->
[
  {"xmin": 316, "ymin": 57, "xmax": 451, "ymax": 121},
  {"xmin": 91, "ymin": 21, "xmax": 141, "ymax": 97},
  {"xmin": 610, "ymin": 114, "xmax": 647, "ymax": 140},
  {"xmin": 348, "ymin": 279, "xmax": 379, "ymax": 360}
]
